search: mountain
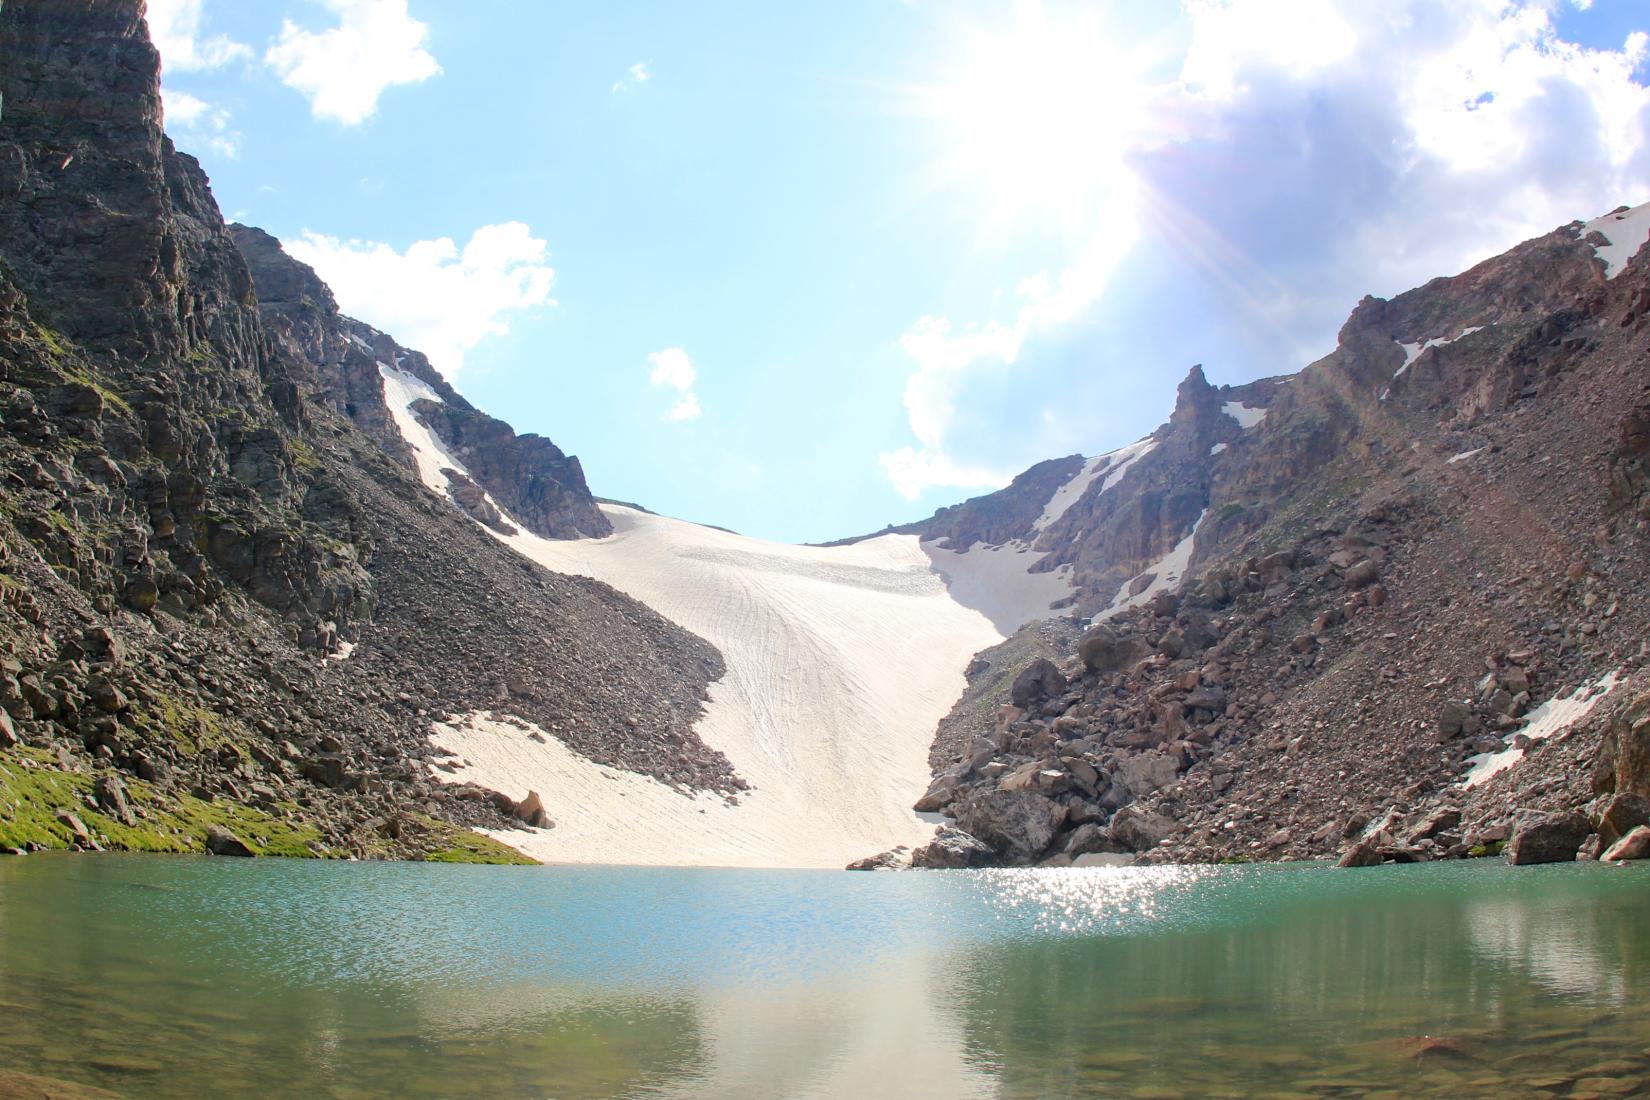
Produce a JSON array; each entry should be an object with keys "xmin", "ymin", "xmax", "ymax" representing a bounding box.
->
[
  {"xmin": 2, "ymin": 0, "xmax": 1647, "ymax": 873},
  {"xmin": 884, "ymin": 203, "xmax": 1650, "ymax": 868},
  {"xmin": 0, "ymin": 0, "xmax": 732, "ymax": 860}
]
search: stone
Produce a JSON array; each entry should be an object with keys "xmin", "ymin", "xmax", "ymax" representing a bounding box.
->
[
  {"xmin": 1108, "ymin": 805, "xmax": 1178, "ymax": 852},
  {"xmin": 1060, "ymin": 822, "xmax": 1124, "ymax": 857},
  {"xmin": 0, "ymin": 710, "xmax": 15, "ymax": 748},
  {"xmin": 910, "ymin": 826, "xmax": 994, "ymax": 869},
  {"xmin": 92, "ymin": 774, "xmax": 135, "ymax": 826},
  {"xmin": 1506, "ymin": 811, "xmax": 1592, "ymax": 865},
  {"xmin": 55, "ymin": 811, "xmax": 99, "ymax": 850},
  {"xmin": 1601, "ymin": 825, "xmax": 1650, "ymax": 861},
  {"xmin": 1337, "ymin": 838, "xmax": 1383, "ymax": 868},
  {"xmin": 951, "ymin": 789, "xmax": 1067, "ymax": 863},
  {"xmin": 204, "ymin": 825, "xmax": 255, "ymax": 857},
  {"xmin": 845, "ymin": 845, "xmax": 910, "ymax": 871},
  {"xmin": 1077, "ymin": 624, "xmax": 1151, "ymax": 674},
  {"xmin": 1343, "ymin": 559, "xmax": 1381, "ymax": 589},
  {"xmin": 1435, "ymin": 701, "xmax": 1475, "ymax": 742},
  {"xmin": 1010, "ymin": 658, "xmax": 1068, "ymax": 710},
  {"xmin": 1115, "ymin": 751, "xmax": 1179, "ymax": 799},
  {"xmin": 1595, "ymin": 792, "xmax": 1650, "ymax": 847},
  {"xmin": 913, "ymin": 774, "xmax": 958, "ymax": 813},
  {"xmin": 513, "ymin": 789, "xmax": 553, "ymax": 828}
]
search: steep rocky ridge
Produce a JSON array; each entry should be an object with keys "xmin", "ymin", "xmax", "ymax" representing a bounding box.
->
[
  {"xmin": 875, "ymin": 203, "xmax": 1650, "ymax": 870},
  {"xmin": 0, "ymin": 0, "xmax": 730, "ymax": 860}
]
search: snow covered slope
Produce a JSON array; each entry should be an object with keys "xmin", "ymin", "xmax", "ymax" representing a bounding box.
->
[{"xmin": 381, "ymin": 370, "xmax": 1002, "ymax": 867}]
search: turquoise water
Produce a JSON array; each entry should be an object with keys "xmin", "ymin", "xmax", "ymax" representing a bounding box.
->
[{"xmin": 0, "ymin": 856, "xmax": 1646, "ymax": 1098}]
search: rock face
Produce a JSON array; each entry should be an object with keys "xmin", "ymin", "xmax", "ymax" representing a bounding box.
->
[
  {"xmin": 900, "ymin": 201, "xmax": 1650, "ymax": 867},
  {"xmin": 0, "ymin": 0, "xmax": 733, "ymax": 861},
  {"xmin": 950, "ymin": 789, "xmax": 1066, "ymax": 863},
  {"xmin": 1602, "ymin": 825, "xmax": 1650, "ymax": 861}
]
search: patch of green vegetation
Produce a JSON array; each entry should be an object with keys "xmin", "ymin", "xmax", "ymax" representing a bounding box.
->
[
  {"xmin": 415, "ymin": 814, "xmax": 537, "ymax": 865},
  {"xmin": 127, "ymin": 694, "xmax": 240, "ymax": 758},
  {"xmin": 60, "ymin": 366, "xmax": 134, "ymax": 418},
  {"xmin": 288, "ymin": 438, "xmax": 322, "ymax": 474},
  {"xmin": 1467, "ymin": 841, "xmax": 1505, "ymax": 859},
  {"xmin": 0, "ymin": 747, "xmax": 331, "ymax": 857},
  {"xmin": 30, "ymin": 321, "xmax": 68, "ymax": 359}
]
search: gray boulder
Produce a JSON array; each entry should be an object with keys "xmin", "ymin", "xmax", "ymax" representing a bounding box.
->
[
  {"xmin": 910, "ymin": 827, "xmax": 994, "ymax": 869},
  {"xmin": 1108, "ymin": 805, "xmax": 1178, "ymax": 852},
  {"xmin": 1077, "ymin": 625, "xmax": 1152, "ymax": 675},
  {"xmin": 205, "ymin": 825, "xmax": 255, "ymax": 857}
]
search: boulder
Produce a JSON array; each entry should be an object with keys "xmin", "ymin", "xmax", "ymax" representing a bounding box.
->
[
  {"xmin": 55, "ymin": 811, "xmax": 99, "ymax": 850},
  {"xmin": 1115, "ymin": 751, "xmax": 1179, "ymax": 800},
  {"xmin": 845, "ymin": 845, "xmax": 911, "ymax": 871},
  {"xmin": 1343, "ymin": 559, "xmax": 1381, "ymax": 589},
  {"xmin": 1595, "ymin": 792, "xmax": 1650, "ymax": 848},
  {"xmin": 1436, "ymin": 701, "xmax": 1472, "ymax": 742},
  {"xmin": 1337, "ymin": 838, "xmax": 1383, "ymax": 868},
  {"xmin": 0, "ymin": 710, "xmax": 16, "ymax": 748},
  {"xmin": 910, "ymin": 827, "xmax": 994, "ymax": 869},
  {"xmin": 1060, "ymin": 822, "xmax": 1124, "ymax": 857},
  {"xmin": 92, "ymin": 775, "xmax": 134, "ymax": 826},
  {"xmin": 513, "ymin": 789, "xmax": 554, "ymax": 828},
  {"xmin": 1077, "ymin": 625, "xmax": 1151, "ymax": 675},
  {"xmin": 1506, "ymin": 811, "xmax": 1592, "ymax": 865},
  {"xmin": 1108, "ymin": 805, "xmax": 1178, "ymax": 852},
  {"xmin": 1601, "ymin": 825, "xmax": 1650, "ymax": 861},
  {"xmin": 951, "ymin": 789, "xmax": 1067, "ymax": 863},
  {"xmin": 204, "ymin": 825, "xmax": 254, "ymax": 857},
  {"xmin": 1009, "ymin": 658, "xmax": 1067, "ymax": 710},
  {"xmin": 913, "ymin": 774, "xmax": 958, "ymax": 813}
]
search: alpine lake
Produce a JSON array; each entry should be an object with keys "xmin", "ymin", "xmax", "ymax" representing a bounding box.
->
[{"xmin": 0, "ymin": 854, "xmax": 1646, "ymax": 1099}]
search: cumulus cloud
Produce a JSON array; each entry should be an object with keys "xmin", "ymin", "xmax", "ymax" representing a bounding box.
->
[
  {"xmin": 285, "ymin": 222, "xmax": 556, "ymax": 376},
  {"xmin": 162, "ymin": 89, "xmax": 241, "ymax": 158},
  {"xmin": 647, "ymin": 348, "xmax": 703, "ymax": 422},
  {"xmin": 880, "ymin": 0, "xmax": 1650, "ymax": 499},
  {"xmin": 146, "ymin": 0, "xmax": 251, "ymax": 72},
  {"xmin": 265, "ymin": 0, "xmax": 441, "ymax": 125},
  {"xmin": 612, "ymin": 62, "xmax": 653, "ymax": 93}
]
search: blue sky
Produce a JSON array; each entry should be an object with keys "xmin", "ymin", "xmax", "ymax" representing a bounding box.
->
[{"xmin": 151, "ymin": 0, "xmax": 1650, "ymax": 543}]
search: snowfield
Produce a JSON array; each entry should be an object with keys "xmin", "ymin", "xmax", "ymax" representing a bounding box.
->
[
  {"xmin": 1583, "ymin": 201, "xmax": 1650, "ymax": 278},
  {"xmin": 437, "ymin": 506, "xmax": 1002, "ymax": 867}
]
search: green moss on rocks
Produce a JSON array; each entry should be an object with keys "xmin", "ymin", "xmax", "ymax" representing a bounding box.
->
[
  {"xmin": 416, "ymin": 814, "xmax": 537, "ymax": 865},
  {"xmin": 0, "ymin": 748, "xmax": 330, "ymax": 856}
]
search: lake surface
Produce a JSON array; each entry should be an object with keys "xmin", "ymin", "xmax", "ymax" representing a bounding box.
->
[{"xmin": 0, "ymin": 856, "xmax": 1646, "ymax": 1099}]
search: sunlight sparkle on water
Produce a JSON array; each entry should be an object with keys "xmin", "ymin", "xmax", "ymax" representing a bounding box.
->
[{"xmin": 973, "ymin": 864, "xmax": 1220, "ymax": 936}]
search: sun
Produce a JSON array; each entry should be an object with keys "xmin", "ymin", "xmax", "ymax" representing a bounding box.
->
[{"xmin": 921, "ymin": 3, "xmax": 1154, "ymax": 232}]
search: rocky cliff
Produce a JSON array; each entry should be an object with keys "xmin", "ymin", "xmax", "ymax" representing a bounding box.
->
[
  {"xmin": 0, "ymin": 0, "xmax": 730, "ymax": 861},
  {"xmin": 877, "ymin": 204, "xmax": 1650, "ymax": 870}
]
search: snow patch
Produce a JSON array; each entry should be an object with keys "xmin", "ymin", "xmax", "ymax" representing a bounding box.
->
[
  {"xmin": 1446, "ymin": 447, "xmax": 1484, "ymax": 465},
  {"xmin": 920, "ymin": 539, "xmax": 1074, "ymax": 635},
  {"xmin": 1222, "ymin": 402, "xmax": 1266, "ymax": 429},
  {"xmin": 379, "ymin": 363, "xmax": 524, "ymax": 533},
  {"xmin": 1583, "ymin": 202, "xmax": 1650, "ymax": 279},
  {"xmin": 1033, "ymin": 454, "xmax": 1107, "ymax": 533},
  {"xmin": 1209, "ymin": 442, "xmax": 1228, "ymax": 456},
  {"xmin": 1460, "ymin": 671, "xmax": 1622, "ymax": 789},
  {"xmin": 1098, "ymin": 438, "xmax": 1157, "ymax": 493},
  {"xmin": 1098, "ymin": 509, "xmax": 1208, "ymax": 620}
]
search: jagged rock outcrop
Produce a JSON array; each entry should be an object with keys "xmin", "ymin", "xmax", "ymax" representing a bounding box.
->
[
  {"xmin": 229, "ymin": 225, "xmax": 611, "ymax": 540},
  {"xmin": 0, "ymin": 0, "xmax": 732, "ymax": 860}
]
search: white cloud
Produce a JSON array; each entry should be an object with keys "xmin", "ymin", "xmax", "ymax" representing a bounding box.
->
[
  {"xmin": 612, "ymin": 61, "xmax": 653, "ymax": 93},
  {"xmin": 285, "ymin": 222, "xmax": 556, "ymax": 376},
  {"xmin": 647, "ymin": 347, "xmax": 702, "ymax": 422},
  {"xmin": 146, "ymin": 0, "xmax": 251, "ymax": 72},
  {"xmin": 161, "ymin": 88, "xmax": 241, "ymax": 158},
  {"xmin": 879, "ymin": 191, "xmax": 1139, "ymax": 499},
  {"xmin": 880, "ymin": 0, "xmax": 1650, "ymax": 500},
  {"xmin": 265, "ymin": 0, "xmax": 441, "ymax": 125}
]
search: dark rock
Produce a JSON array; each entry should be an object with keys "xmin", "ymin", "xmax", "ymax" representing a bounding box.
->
[
  {"xmin": 845, "ymin": 845, "xmax": 911, "ymax": 871},
  {"xmin": 93, "ymin": 774, "xmax": 134, "ymax": 826},
  {"xmin": 204, "ymin": 825, "xmax": 255, "ymax": 857},
  {"xmin": 1010, "ymin": 658, "xmax": 1067, "ymax": 710},
  {"xmin": 1337, "ymin": 838, "xmax": 1384, "ymax": 868},
  {"xmin": 1506, "ymin": 811, "xmax": 1592, "ymax": 865}
]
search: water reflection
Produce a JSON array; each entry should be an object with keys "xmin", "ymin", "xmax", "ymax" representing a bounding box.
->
[{"xmin": 0, "ymin": 857, "xmax": 1644, "ymax": 1098}]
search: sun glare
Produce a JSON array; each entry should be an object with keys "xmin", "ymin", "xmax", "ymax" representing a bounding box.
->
[{"xmin": 928, "ymin": 4, "xmax": 1150, "ymax": 230}]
